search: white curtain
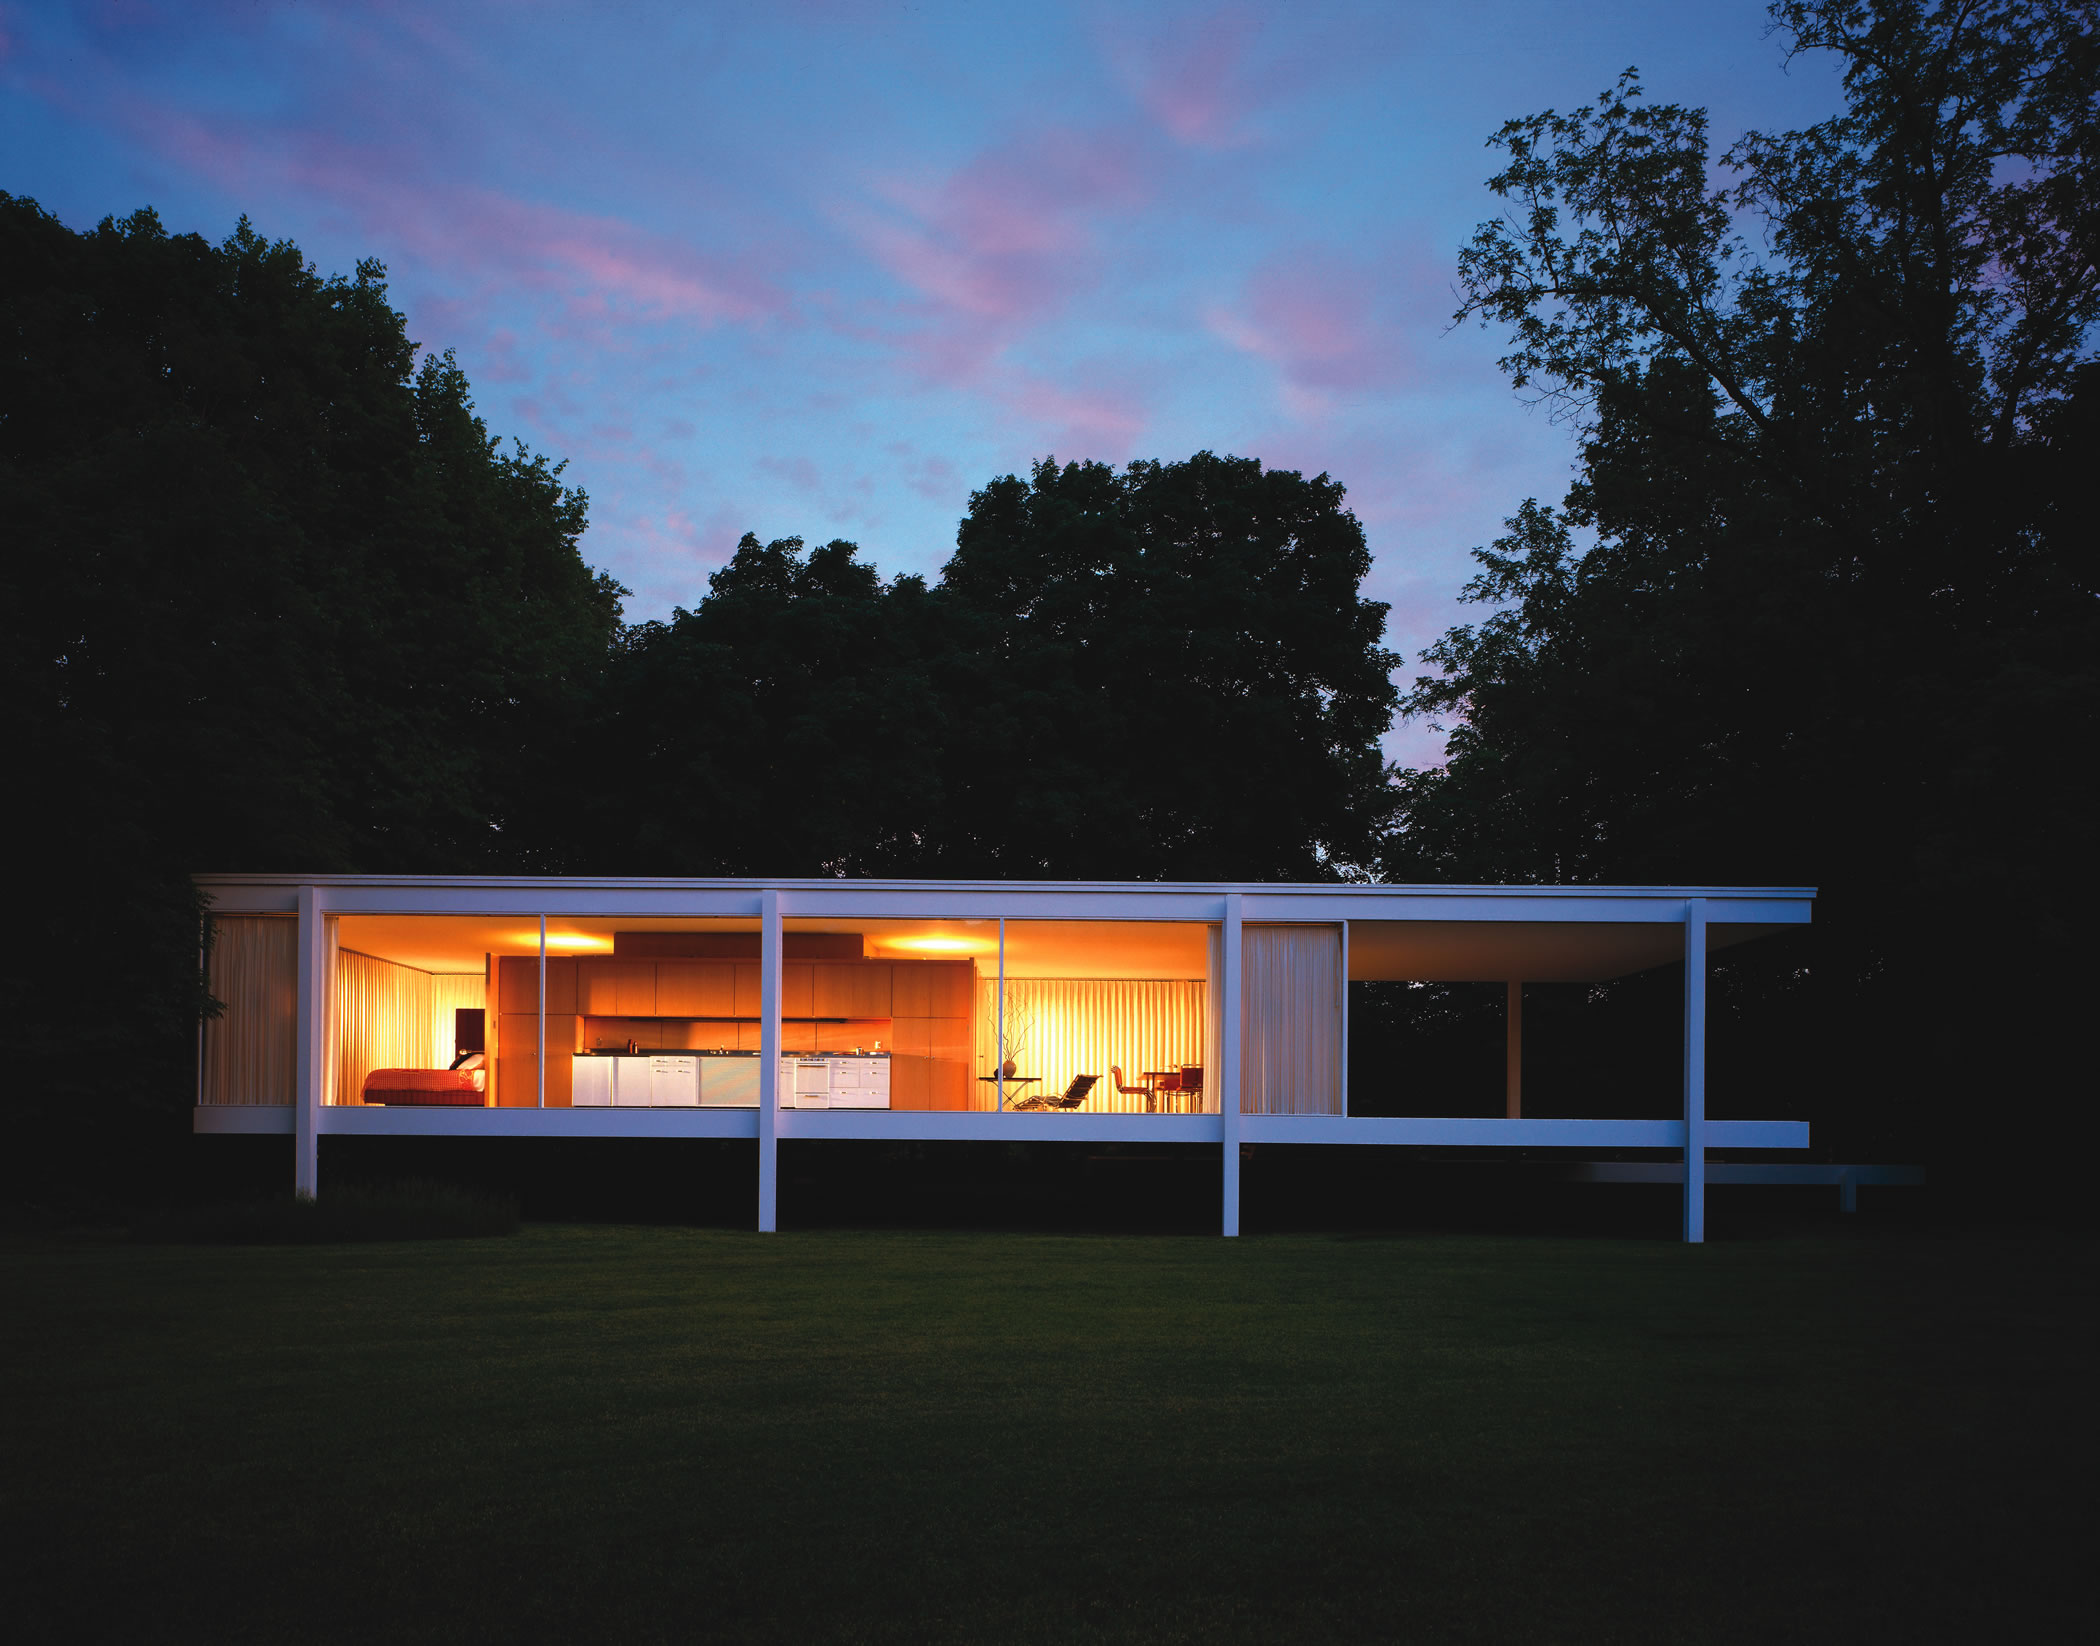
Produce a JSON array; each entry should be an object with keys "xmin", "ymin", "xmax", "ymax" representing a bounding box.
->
[
  {"xmin": 430, "ymin": 974, "xmax": 487, "ymax": 1066},
  {"xmin": 200, "ymin": 916, "xmax": 297, "ymax": 1105},
  {"xmin": 973, "ymin": 978, "xmax": 1208, "ymax": 1111},
  {"xmin": 332, "ymin": 948, "xmax": 432, "ymax": 1105},
  {"xmin": 1241, "ymin": 925, "xmax": 1343, "ymax": 1116}
]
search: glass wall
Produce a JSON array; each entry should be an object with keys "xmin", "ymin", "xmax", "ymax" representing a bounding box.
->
[
  {"xmin": 972, "ymin": 922, "xmax": 1213, "ymax": 1113},
  {"xmin": 797, "ymin": 918, "xmax": 990, "ymax": 1111},
  {"xmin": 199, "ymin": 909, "xmax": 1255, "ymax": 1118},
  {"xmin": 328, "ymin": 914, "xmax": 505, "ymax": 1106}
]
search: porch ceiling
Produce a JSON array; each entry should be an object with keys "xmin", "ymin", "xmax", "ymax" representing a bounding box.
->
[{"xmin": 1346, "ymin": 920, "xmax": 1797, "ymax": 982}]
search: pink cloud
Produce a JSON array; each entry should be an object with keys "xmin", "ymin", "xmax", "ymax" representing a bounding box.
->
[
  {"xmin": 1207, "ymin": 245, "xmax": 1449, "ymax": 414},
  {"xmin": 609, "ymin": 503, "xmax": 753, "ymax": 611},
  {"xmin": 474, "ymin": 328, "xmax": 533, "ymax": 384},
  {"xmin": 112, "ymin": 91, "xmax": 787, "ymax": 346},
  {"xmin": 843, "ymin": 121, "xmax": 1163, "ymax": 384},
  {"xmin": 1110, "ymin": 6, "xmax": 1267, "ymax": 150},
  {"xmin": 993, "ymin": 369, "xmax": 1149, "ymax": 462},
  {"xmin": 905, "ymin": 455, "xmax": 960, "ymax": 501}
]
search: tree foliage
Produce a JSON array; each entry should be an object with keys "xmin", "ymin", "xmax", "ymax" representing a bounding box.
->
[
  {"xmin": 576, "ymin": 454, "xmax": 1401, "ymax": 881},
  {"xmin": 1391, "ymin": 0, "xmax": 2098, "ymax": 1154},
  {"xmin": 0, "ymin": 197, "xmax": 623, "ymax": 1148},
  {"xmin": 932, "ymin": 454, "xmax": 1399, "ymax": 879},
  {"xmin": 571, "ymin": 534, "xmax": 953, "ymax": 876}
]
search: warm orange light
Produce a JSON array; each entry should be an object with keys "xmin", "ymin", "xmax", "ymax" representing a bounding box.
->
[
  {"xmin": 510, "ymin": 930, "xmax": 615, "ymax": 953},
  {"xmin": 882, "ymin": 935, "xmax": 994, "ymax": 954}
]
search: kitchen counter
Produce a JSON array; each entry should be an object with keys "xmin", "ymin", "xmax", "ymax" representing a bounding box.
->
[{"xmin": 571, "ymin": 1051, "xmax": 890, "ymax": 1108}]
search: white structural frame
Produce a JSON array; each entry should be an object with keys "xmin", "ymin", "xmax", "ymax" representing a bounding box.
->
[{"xmin": 197, "ymin": 874, "xmax": 1816, "ymax": 1242}]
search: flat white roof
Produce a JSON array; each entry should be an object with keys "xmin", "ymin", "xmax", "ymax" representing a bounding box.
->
[{"xmin": 197, "ymin": 875, "xmax": 1811, "ymax": 982}]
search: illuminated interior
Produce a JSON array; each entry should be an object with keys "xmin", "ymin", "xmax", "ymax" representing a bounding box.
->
[{"xmin": 203, "ymin": 913, "xmax": 1346, "ymax": 1116}]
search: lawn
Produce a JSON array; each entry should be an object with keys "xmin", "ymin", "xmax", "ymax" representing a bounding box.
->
[{"xmin": 4, "ymin": 1223, "xmax": 2090, "ymax": 1644}]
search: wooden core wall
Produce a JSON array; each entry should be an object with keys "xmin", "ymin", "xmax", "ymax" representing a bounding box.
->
[{"xmin": 491, "ymin": 956, "xmax": 973, "ymax": 1108}]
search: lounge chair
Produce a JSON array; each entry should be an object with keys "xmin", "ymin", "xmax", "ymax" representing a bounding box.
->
[{"xmin": 1014, "ymin": 1074, "xmax": 1098, "ymax": 1110}]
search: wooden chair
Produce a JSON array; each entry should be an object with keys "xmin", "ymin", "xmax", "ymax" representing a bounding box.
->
[
  {"xmin": 1110, "ymin": 1066, "xmax": 1154, "ymax": 1110},
  {"xmin": 1016, "ymin": 1074, "xmax": 1098, "ymax": 1110}
]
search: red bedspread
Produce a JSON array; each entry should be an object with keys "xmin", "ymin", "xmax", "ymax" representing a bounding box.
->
[{"xmin": 361, "ymin": 1068, "xmax": 486, "ymax": 1106}]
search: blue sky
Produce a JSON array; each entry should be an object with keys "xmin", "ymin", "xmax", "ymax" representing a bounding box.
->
[{"xmin": 2, "ymin": 1, "xmax": 1847, "ymax": 763}]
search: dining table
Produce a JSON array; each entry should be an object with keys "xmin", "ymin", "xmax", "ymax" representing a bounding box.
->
[{"xmin": 1143, "ymin": 1072, "xmax": 1186, "ymax": 1113}]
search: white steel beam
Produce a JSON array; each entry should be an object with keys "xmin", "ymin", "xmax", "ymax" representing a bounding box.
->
[
  {"xmin": 195, "ymin": 873, "xmax": 1815, "ymax": 929},
  {"xmin": 1221, "ymin": 892, "xmax": 1243, "ymax": 1237},
  {"xmin": 1684, "ymin": 898, "xmax": 1708, "ymax": 1244},
  {"xmin": 757, "ymin": 888, "xmax": 781, "ymax": 1232},
  {"xmin": 294, "ymin": 883, "xmax": 326, "ymax": 1197},
  {"xmin": 195, "ymin": 1106, "xmax": 1809, "ymax": 1151},
  {"xmin": 1505, "ymin": 981, "xmax": 1523, "ymax": 1120}
]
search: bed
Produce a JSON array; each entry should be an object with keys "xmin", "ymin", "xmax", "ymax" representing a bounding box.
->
[{"xmin": 360, "ymin": 1064, "xmax": 487, "ymax": 1106}]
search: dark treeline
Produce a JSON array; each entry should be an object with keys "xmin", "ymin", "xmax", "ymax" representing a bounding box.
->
[
  {"xmin": 0, "ymin": 193, "xmax": 1397, "ymax": 1182},
  {"xmin": 569, "ymin": 458, "xmax": 1397, "ymax": 881},
  {"xmin": 1384, "ymin": 0, "xmax": 2098, "ymax": 1169},
  {"xmin": 4, "ymin": 0, "xmax": 2091, "ymax": 1207},
  {"xmin": 3, "ymin": 201, "xmax": 625, "ymax": 1178}
]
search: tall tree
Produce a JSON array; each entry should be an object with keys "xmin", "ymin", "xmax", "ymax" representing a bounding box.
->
[
  {"xmin": 0, "ymin": 198, "xmax": 623, "ymax": 1164},
  {"xmin": 1391, "ymin": 1, "xmax": 2098, "ymax": 1157},
  {"xmin": 587, "ymin": 453, "xmax": 1402, "ymax": 881},
  {"xmin": 934, "ymin": 453, "xmax": 1400, "ymax": 879},
  {"xmin": 572, "ymin": 534, "xmax": 951, "ymax": 875}
]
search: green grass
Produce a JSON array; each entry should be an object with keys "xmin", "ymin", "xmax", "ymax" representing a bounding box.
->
[
  {"xmin": 3, "ymin": 1224, "xmax": 2090, "ymax": 1644},
  {"xmin": 131, "ymin": 1180, "xmax": 520, "ymax": 1243}
]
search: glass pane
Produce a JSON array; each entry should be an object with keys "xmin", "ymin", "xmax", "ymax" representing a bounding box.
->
[{"xmin": 979, "ymin": 922, "xmax": 1212, "ymax": 1113}]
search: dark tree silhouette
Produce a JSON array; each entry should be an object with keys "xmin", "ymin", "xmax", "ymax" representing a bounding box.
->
[
  {"xmin": 1387, "ymin": 0, "xmax": 2099, "ymax": 1163},
  {"xmin": 1, "ymin": 198, "xmax": 624, "ymax": 1157}
]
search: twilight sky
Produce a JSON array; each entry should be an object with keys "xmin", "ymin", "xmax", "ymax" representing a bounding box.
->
[{"xmin": 3, "ymin": 0, "xmax": 1845, "ymax": 764}]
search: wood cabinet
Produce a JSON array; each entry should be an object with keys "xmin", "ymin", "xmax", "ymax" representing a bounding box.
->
[
  {"xmin": 497, "ymin": 955, "xmax": 577, "ymax": 1014},
  {"xmin": 495, "ymin": 1012, "xmax": 576, "ymax": 1107},
  {"xmin": 889, "ymin": 1055, "xmax": 930, "ymax": 1109},
  {"xmin": 813, "ymin": 962, "xmax": 892, "ymax": 1018},
  {"xmin": 780, "ymin": 962, "xmax": 815, "ymax": 1019},
  {"xmin": 654, "ymin": 960, "xmax": 736, "ymax": 1017},
  {"xmin": 884, "ymin": 973, "xmax": 974, "ymax": 1109},
  {"xmin": 732, "ymin": 962, "xmax": 762, "ymax": 1017},
  {"xmin": 494, "ymin": 954, "xmax": 972, "ymax": 1110},
  {"xmin": 577, "ymin": 958, "xmax": 656, "ymax": 1016},
  {"xmin": 892, "ymin": 959, "xmax": 973, "ymax": 1017}
]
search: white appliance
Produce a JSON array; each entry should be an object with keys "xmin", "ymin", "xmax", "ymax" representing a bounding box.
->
[
  {"xmin": 612, "ymin": 1056, "xmax": 651, "ymax": 1106},
  {"xmin": 572, "ymin": 1056, "xmax": 614, "ymax": 1107},
  {"xmin": 827, "ymin": 1056, "xmax": 892, "ymax": 1109},
  {"xmin": 649, "ymin": 1054, "xmax": 700, "ymax": 1106},
  {"xmin": 789, "ymin": 1058, "xmax": 830, "ymax": 1108}
]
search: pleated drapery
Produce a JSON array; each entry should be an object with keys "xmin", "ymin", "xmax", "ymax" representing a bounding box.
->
[
  {"xmin": 1240, "ymin": 925, "xmax": 1344, "ymax": 1115},
  {"xmin": 327, "ymin": 951, "xmax": 484, "ymax": 1105},
  {"xmin": 331, "ymin": 949, "xmax": 430, "ymax": 1105},
  {"xmin": 972, "ymin": 978, "xmax": 1208, "ymax": 1111},
  {"xmin": 429, "ymin": 973, "xmax": 486, "ymax": 1065},
  {"xmin": 200, "ymin": 916, "xmax": 297, "ymax": 1105}
]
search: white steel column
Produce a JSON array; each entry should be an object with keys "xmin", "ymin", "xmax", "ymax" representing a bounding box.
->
[
  {"xmin": 1339, "ymin": 921, "xmax": 1351, "ymax": 1117},
  {"xmin": 1683, "ymin": 899, "xmax": 1708, "ymax": 1244},
  {"xmin": 757, "ymin": 889, "xmax": 781, "ymax": 1232},
  {"xmin": 996, "ymin": 916, "xmax": 1006, "ymax": 1112},
  {"xmin": 536, "ymin": 914, "xmax": 547, "ymax": 1110},
  {"xmin": 1505, "ymin": 981, "xmax": 1523, "ymax": 1120},
  {"xmin": 294, "ymin": 883, "xmax": 326, "ymax": 1197},
  {"xmin": 1221, "ymin": 893, "xmax": 1244, "ymax": 1237}
]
